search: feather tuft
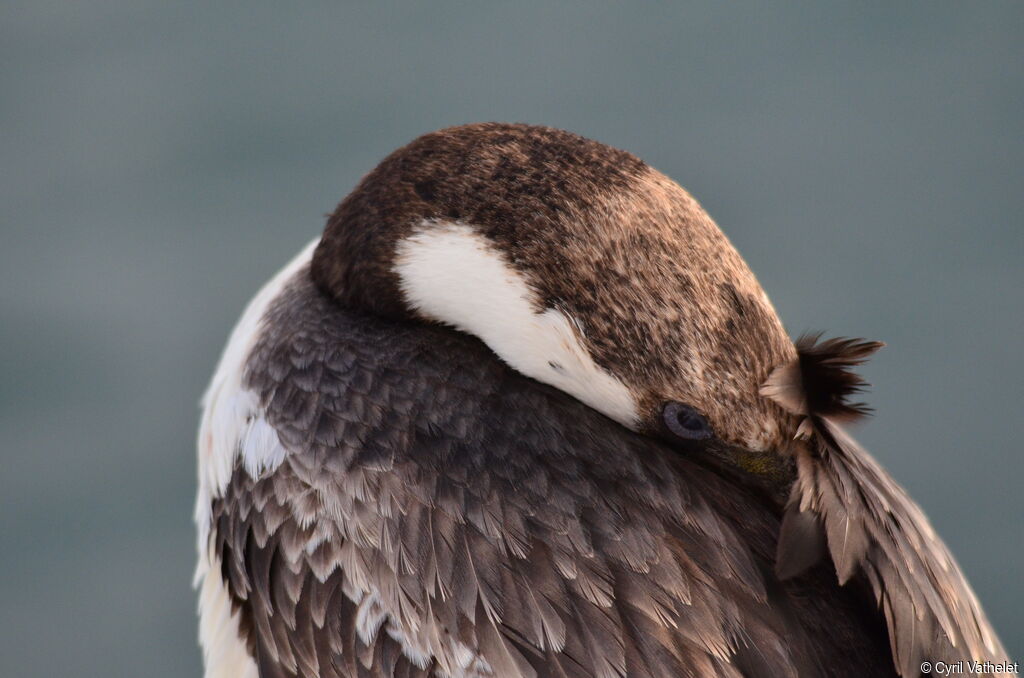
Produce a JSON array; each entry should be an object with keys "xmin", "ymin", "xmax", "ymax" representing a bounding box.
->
[{"xmin": 762, "ymin": 333, "xmax": 884, "ymax": 423}]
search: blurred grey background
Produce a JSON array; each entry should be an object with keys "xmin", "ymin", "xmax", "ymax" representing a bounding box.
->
[{"xmin": 2, "ymin": 2, "xmax": 1021, "ymax": 675}]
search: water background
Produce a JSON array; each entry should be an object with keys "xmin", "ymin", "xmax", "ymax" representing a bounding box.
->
[{"xmin": 2, "ymin": 3, "xmax": 1021, "ymax": 674}]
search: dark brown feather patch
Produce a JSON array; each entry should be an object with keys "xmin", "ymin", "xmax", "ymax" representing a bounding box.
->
[
  {"xmin": 795, "ymin": 333, "xmax": 884, "ymax": 420},
  {"xmin": 761, "ymin": 333, "xmax": 883, "ymax": 423}
]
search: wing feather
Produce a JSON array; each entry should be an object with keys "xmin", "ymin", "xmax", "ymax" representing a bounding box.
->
[{"xmin": 778, "ymin": 421, "xmax": 1007, "ymax": 675}]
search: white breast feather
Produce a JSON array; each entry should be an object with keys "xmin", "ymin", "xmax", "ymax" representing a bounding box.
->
[{"xmin": 194, "ymin": 238, "xmax": 317, "ymax": 677}]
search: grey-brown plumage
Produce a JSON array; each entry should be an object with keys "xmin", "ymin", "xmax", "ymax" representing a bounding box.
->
[
  {"xmin": 197, "ymin": 123, "xmax": 1008, "ymax": 678},
  {"xmin": 214, "ymin": 274, "xmax": 894, "ymax": 678}
]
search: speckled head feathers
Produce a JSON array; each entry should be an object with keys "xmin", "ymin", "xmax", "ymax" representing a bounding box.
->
[{"xmin": 313, "ymin": 123, "xmax": 800, "ymax": 450}]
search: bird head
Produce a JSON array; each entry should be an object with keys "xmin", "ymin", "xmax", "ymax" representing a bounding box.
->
[{"xmin": 312, "ymin": 123, "xmax": 880, "ymax": 482}]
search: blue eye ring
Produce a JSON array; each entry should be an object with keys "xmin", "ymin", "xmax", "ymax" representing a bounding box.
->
[{"xmin": 663, "ymin": 402, "xmax": 714, "ymax": 440}]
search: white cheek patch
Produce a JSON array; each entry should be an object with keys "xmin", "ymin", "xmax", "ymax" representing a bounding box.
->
[{"xmin": 393, "ymin": 222, "xmax": 639, "ymax": 429}]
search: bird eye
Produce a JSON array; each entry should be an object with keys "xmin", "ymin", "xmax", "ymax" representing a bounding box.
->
[{"xmin": 662, "ymin": 402, "xmax": 714, "ymax": 441}]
